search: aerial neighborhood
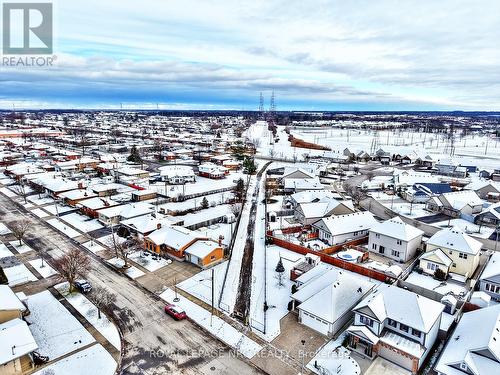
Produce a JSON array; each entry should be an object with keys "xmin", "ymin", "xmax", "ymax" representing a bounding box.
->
[{"xmin": 1, "ymin": 111, "xmax": 500, "ymax": 375}]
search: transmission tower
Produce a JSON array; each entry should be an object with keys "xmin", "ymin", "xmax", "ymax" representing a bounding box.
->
[
  {"xmin": 258, "ymin": 92, "xmax": 264, "ymax": 118},
  {"xmin": 269, "ymin": 90, "xmax": 276, "ymax": 120}
]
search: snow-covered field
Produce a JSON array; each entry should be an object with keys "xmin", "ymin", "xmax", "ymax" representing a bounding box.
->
[
  {"xmin": 306, "ymin": 341, "xmax": 360, "ymax": 375},
  {"xmin": 128, "ymin": 250, "xmax": 170, "ymax": 272},
  {"xmin": 31, "ymin": 207, "xmax": 50, "ymax": 218},
  {"xmin": 27, "ymin": 195, "xmax": 54, "ymax": 206},
  {"xmin": 26, "ymin": 290, "xmax": 96, "ymax": 359},
  {"xmin": 47, "ymin": 218, "xmax": 81, "ymax": 238},
  {"xmin": 29, "ymin": 258, "xmax": 58, "ymax": 278},
  {"xmin": 106, "ymin": 257, "xmax": 145, "ymax": 279},
  {"xmin": 32, "ymin": 344, "xmax": 117, "ymax": 375},
  {"xmin": 4, "ymin": 263, "xmax": 38, "ymax": 286},
  {"xmin": 159, "ymin": 288, "xmax": 263, "ymax": 359},
  {"xmin": 56, "ymin": 283, "xmax": 121, "ymax": 350},
  {"xmin": 60, "ymin": 212, "xmax": 104, "ymax": 233}
]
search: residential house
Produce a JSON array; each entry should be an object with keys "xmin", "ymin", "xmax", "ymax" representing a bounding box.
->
[
  {"xmin": 479, "ymin": 252, "xmax": 500, "ymax": 301},
  {"xmin": 435, "ymin": 304, "xmax": 500, "ymax": 375},
  {"xmin": 403, "ymin": 183, "xmax": 452, "ymax": 203},
  {"xmin": 466, "ymin": 180, "xmax": 500, "ymax": 201},
  {"xmin": 184, "ymin": 239, "xmax": 224, "ymax": 268},
  {"xmin": 294, "ymin": 198, "xmax": 354, "ymax": 225},
  {"xmin": 98, "ymin": 202, "xmax": 154, "ymax": 225},
  {"xmin": 283, "ymin": 178, "xmax": 323, "ymax": 193},
  {"xmin": 312, "ymin": 212, "xmax": 377, "ymax": 246},
  {"xmin": 347, "ymin": 286, "xmax": 444, "ymax": 374},
  {"xmin": 145, "ymin": 225, "xmax": 200, "ymax": 259},
  {"xmin": 158, "ymin": 165, "xmax": 196, "ymax": 184},
  {"xmin": 474, "ymin": 202, "xmax": 500, "ymax": 227},
  {"xmin": 77, "ymin": 196, "xmax": 121, "ymax": 218},
  {"xmin": 426, "ymin": 190, "xmax": 484, "ymax": 218},
  {"xmin": 419, "ymin": 249, "xmax": 453, "ymax": 277},
  {"xmin": 58, "ymin": 188, "xmax": 97, "ymax": 206},
  {"xmin": 368, "ymin": 217, "xmax": 424, "ymax": 262},
  {"xmin": 292, "ymin": 265, "xmax": 375, "ymax": 336},
  {"xmin": 425, "ymin": 226, "xmax": 482, "ymax": 279},
  {"xmin": 0, "ymin": 285, "xmax": 26, "ymax": 324},
  {"xmin": 131, "ymin": 189, "xmax": 157, "ymax": 202},
  {"xmin": 198, "ymin": 163, "xmax": 228, "ymax": 179},
  {"xmin": 120, "ymin": 214, "xmax": 179, "ymax": 238}
]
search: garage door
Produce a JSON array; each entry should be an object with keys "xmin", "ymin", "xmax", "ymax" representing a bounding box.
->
[
  {"xmin": 300, "ymin": 311, "xmax": 329, "ymax": 336},
  {"xmin": 379, "ymin": 345, "xmax": 413, "ymax": 371}
]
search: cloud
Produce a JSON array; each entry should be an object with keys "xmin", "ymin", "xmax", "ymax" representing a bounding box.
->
[{"xmin": 1, "ymin": 0, "xmax": 499, "ymax": 109}]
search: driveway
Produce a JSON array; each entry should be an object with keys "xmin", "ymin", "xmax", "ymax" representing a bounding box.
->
[{"xmin": 364, "ymin": 357, "xmax": 412, "ymax": 375}]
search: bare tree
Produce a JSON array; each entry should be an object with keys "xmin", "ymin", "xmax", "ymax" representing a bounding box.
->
[
  {"xmin": 11, "ymin": 220, "xmax": 30, "ymax": 246},
  {"xmin": 230, "ymin": 203, "xmax": 242, "ymax": 217},
  {"xmin": 365, "ymin": 170, "xmax": 374, "ymax": 181},
  {"xmin": 13, "ymin": 180, "xmax": 28, "ymax": 203},
  {"xmin": 53, "ymin": 248, "xmax": 91, "ymax": 293},
  {"xmin": 87, "ymin": 285, "xmax": 117, "ymax": 319},
  {"xmin": 116, "ymin": 237, "xmax": 141, "ymax": 268}
]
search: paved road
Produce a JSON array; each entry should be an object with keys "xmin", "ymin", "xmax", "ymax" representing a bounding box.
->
[{"xmin": 0, "ymin": 192, "xmax": 263, "ymax": 375}]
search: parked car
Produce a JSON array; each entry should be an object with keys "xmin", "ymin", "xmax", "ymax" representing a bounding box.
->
[
  {"xmin": 74, "ymin": 279, "xmax": 92, "ymax": 293},
  {"xmin": 164, "ymin": 304, "xmax": 187, "ymax": 320}
]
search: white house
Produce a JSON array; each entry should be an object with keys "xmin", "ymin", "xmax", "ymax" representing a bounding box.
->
[
  {"xmin": 312, "ymin": 212, "xmax": 377, "ymax": 246},
  {"xmin": 347, "ymin": 286, "xmax": 444, "ymax": 374},
  {"xmin": 294, "ymin": 199, "xmax": 354, "ymax": 225},
  {"xmin": 479, "ymin": 252, "xmax": 500, "ymax": 301},
  {"xmin": 435, "ymin": 304, "xmax": 500, "ymax": 375},
  {"xmin": 425, "ymin": 226, "xmax": 482, "ymax": 279},
  {"xmin": 158, "ymin": 165, "xmax": 196, "ymax": 184},
  {"xmin": 292, "ymin": 266, "xmax": 375, "ymax": 337},
  {"xmin": 368, "ymin": 217, "xmax": 424, "ymax": 262}
]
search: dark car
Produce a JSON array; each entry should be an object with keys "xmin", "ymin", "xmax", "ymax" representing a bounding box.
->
[
  {"xmin": 74, "ymin": 280, "xmax": 92, "ymax": 293},
  {"xmin": 164, "ymin": 304, "xmax": 187, "ymax": 320}
]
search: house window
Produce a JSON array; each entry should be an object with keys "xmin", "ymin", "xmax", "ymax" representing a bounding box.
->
[
  {"xmin": 391, "ymin": 250, "xmax": 400, "ymax": 258},
  {"xmin": 452, "ymin": 263, "xmax": 457, "ymax": 268},
  {"xmin": 376, "ymin": 234, "xmax": 380, "ymax": 238},
  {"xmin": 372, "ymin": 243, "xmax": 377, "ymax": 250},
  {"xmin": 354, "ymin": 231, "xmax": 358, "ymax": 236},
  {"xmin": 210, "ymin": 255, "xmax": 216, "ymax": 260},
  {"xmin": 396, "ymin": 240, "xmax": 402, "ymax": 245},
  {"xmin": 412, "ymin": 328, "xmax": 421, "ymax": 338},
  {"xmin": 427, "ymin": 262, "xmax": 437, "ymax": 271},
  {"xmin": 388, "ymin": 319, "xmax": 397, "ymax": 328},
  {"xmin": 378, "ymin": 246, "xmax": 385, "ymax": 254},
  {"xmin": 459, "ymin": 252, "xmax": 468, "ymax": 259},
  {"xmin": 359, "ymin": 315, "xmax": 374, "ymax": 327},
  {"xmin": 400, "ymin": 324, "xmax": 409, "ymax": 333}
]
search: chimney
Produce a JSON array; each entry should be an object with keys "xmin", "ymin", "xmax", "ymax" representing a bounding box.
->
[
  {"xmin": 78, "ymin": 181, "xmax": 83, "ymax": 189},
  {"xmin": 218, "ymin": 235, "xmax": 224, "ymax": 246},
  {"xmin": 157, "ymin": 223, "xmax": 162, "ymax": 230}
]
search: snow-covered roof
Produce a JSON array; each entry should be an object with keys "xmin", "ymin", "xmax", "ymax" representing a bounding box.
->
[
  {"xmin": 284, "ymin": 178, "xmax": 323, "ymax": 191},
  {"xmin": 294, "ymin": 268, "xmax": 374, "ymax": 324},
  {"xmin": 0, "ymin": 318, "xmax": 38, "ymax": 365},
  {"xmin": 480, "ymin": 252, "xmax": 500, "ymax": 281},
  {"xmin": 370, "ymin": 216, "xmax": 424, "ymax": 241},
  {"xmin": 313, "ymin": 211, "xmax": 377, "ymax": 236},
  {"xmin": 0, "ymin": 285, "xmax": 26, "ymax": 312},
  {"xmin": 185, "ymin": 240, "xmax": 220, "ymax": 258},
  {"xmin": 420, "ymin": 248, "xmax": 452, "ymax": 267},
  {"xmin": 427, "ymin": 226, "xmax": 482, "ymax": 255},
  {"xmin": 441, "ymin": 190, "xmax": 484, "ymax": 210},
  {"xmin": 147, "ymin": 225, "xmax": 199, "ymax": 249},
  {"xmin": 435, "ymin": 304, "xmax": 500, "ymax": 375},
  {"xmin": 354, "ymin": 285, "xmax": 444, "ymax": 333},
  {"xmin": 121, "ymin": 214, "xmax": 176, "ymax": 234},
  {"xmin": 58, "ymin": 188, "xmax": 97, "ymax": 201}
]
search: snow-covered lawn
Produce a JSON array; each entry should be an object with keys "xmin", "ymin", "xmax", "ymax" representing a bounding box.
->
[
  {"xmin": 43, "ymin": 203, "xmax": 76, "ymax": 215},
  {"xmin": 159, "ymin": 288, "xmax": 263, "ymax": 359},
  {"xmin": 82, "ymin": 240, "xmax": 106, "ymax": 254},
  {"xmin": 382, "ymin": 201, "xmax": 430, "ymax": 218},
  {"xmin": 0, "ymin": 186, "xmax": 18, "ymax": 197},
  {"xmin": 0, "ymin": 222, "xmax": 12, "ymax": 235},
  {"xmin": 306, "ymin": 341, "xmax": 360, "ymax": 375},
  {"xmin": 60, "ymin": 212, "xmax": 104, "ymax": 233},
  {"xmin": 106, "ymin": 257, "xmax": 145, "ymax": 279},
  {"xmin": 31, "ymin": 207, "xmax": 50, "ymax": 218},
  {"xmin": 128, "ymin": 250, "xmax": 170, "ymax": 272},
  {"xmin": 26, "ymin": 290, "xmax": 96, "ymax": 360},
  {"xmin": 4, "ymin": 263, "xmax": 38, "ymax": 286},
  {"xmin": 433, "ymin": 218, "xmax": 495, "ymax": 239},
  {"xmin": 0, "ymin": 242, "xmax": 14, "ymax": 258},
  {"xmin": 32, "ymin": 344, "xmax": 116, "ymax": 375},
  {"xmin": 98, "ymin": 234, "xmax": 126, "ymax": 248},
  {"xmin": 29, "ymin": 258, "xmax": 58, "ymax": 278},
  {"xmin": 56, "ymin": 283, "xmax": 121, "ymax": 350},
  {"xmin": 47, "ymin": 218, "xmax": 81, "ymax": 238},
  {"xmin": 27, "ymin": 195, "xmax": 54, "ymax": 206},
  {"xmin": 405, "ymin": 272, "xmax": 468, "ymax": 297},
  {"xmin": 9, "ymin": 240, "xmax": 33, "ymax": 254}
]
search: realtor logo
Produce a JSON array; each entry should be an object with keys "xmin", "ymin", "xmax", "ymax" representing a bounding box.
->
[{"xmin": 2, "ymin": 2, "xmax": 53, "ymax": 54}]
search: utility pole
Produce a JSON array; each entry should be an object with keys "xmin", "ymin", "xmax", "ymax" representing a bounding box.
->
[{"xmin": 211, "ymin": 268, "xmax": 215, "ymax": 327}]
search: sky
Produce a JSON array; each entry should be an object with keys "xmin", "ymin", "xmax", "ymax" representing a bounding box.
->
[{"xmin": 1, "ymin": 0, "xmax": 500, "ymax": 111}]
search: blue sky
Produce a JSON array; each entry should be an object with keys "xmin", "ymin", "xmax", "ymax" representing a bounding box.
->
[{"xmin": 1, "ymin": 0, "xmax": 500, "ymax": 110}]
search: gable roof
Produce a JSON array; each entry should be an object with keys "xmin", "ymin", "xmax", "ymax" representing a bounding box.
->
[
  {"xmin": 420, "ymin": 248, "xmax": 452, "ymax": 267},
  {"xmin": 0, "ymin": 285, "xmax": 26, "ymax": 312},
  {"xmin": 435, "ymin": 304, "xmax": 500, "ymax": 375},
  {"xmin": 313, "ymin": 212, "xmax": 377, "ymax": 236},
  {"xmin": 370, "ymin": 216, "xmax": 424, "ymax": 241},
  {"xmin": 480, "ymin": 252, "xmax": 500, "ymax": 281},
  {"xmin": 0, "ymin": 318, "xmax": 38, "ymax": 365},
  {"xmin": 427, "ymin": 226, "xmax": 482, "ymax": 255},
  {"xmin": 354, "ymin": 286, "xmax": 444, "ymax": 333},
  {"xmin": 147, "ymin": 225, "xmax": 199, "ymax": 250}
]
